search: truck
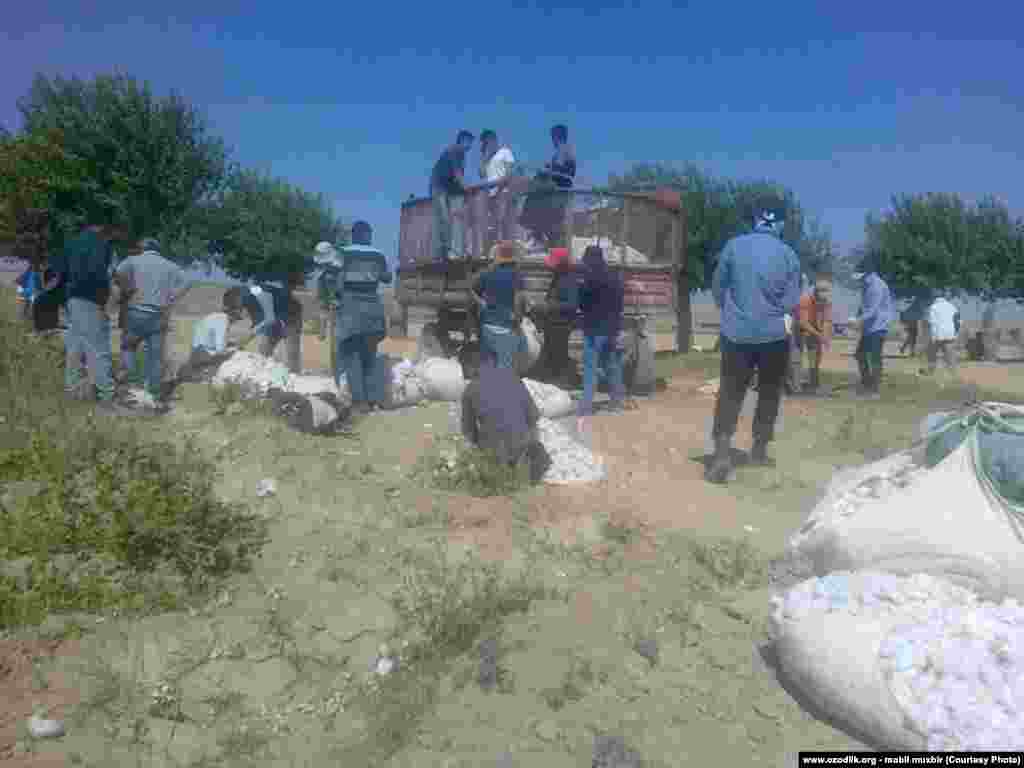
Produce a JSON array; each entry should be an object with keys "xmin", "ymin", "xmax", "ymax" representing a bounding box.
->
[{"xmin": 393, "ymin": 177, "xmax": 686, "ymax": 394}]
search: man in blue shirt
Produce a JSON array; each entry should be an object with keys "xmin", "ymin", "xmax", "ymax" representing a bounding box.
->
[
  {"xmin": 329, "ymin": 221, "xmax": 393, "ymax": 415},
  {"xmin": 706, "ymin": 211, "xmax": 802, "ymax": 484},
  {"xmin": 852, "ymin": 255, "xmax": 895, "ymax": 398},
  {"xmin": 470, "ymin": 241, "xmax": 530, "ymax": 370},
  {"xmin": 430, "ymin": 130, "xmax": 474, "ymax": 263}
]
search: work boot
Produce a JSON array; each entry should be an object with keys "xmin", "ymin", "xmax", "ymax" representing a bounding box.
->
[
  {"xmin": 705, "ymin": 436, "xmax": 733, "ymax": 485},
  {"xmin": 750, "ymin": 438, "xmax": 776, "ymax": 467}
]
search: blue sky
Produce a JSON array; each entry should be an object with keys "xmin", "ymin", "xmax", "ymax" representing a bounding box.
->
[{"xmin": 3, "ymin": 0, "xmax": 1023, "ymax": 285}]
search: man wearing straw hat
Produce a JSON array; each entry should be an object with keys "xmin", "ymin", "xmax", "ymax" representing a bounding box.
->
[{"xmin": 470, "ymin": 241, "xmax": 530, "ymax": 370}]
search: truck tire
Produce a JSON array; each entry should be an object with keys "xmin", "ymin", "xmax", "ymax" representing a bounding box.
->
[
  {"xmin": 417, "ymin": 322, "xmax": 446, "ymax": 361},
  {"xmin": 627, "ymin": 331, "xmax": 656, "ymax": 395}
]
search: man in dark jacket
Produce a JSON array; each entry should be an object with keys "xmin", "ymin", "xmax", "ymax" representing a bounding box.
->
[
  {"xmin": 540, "ymin": 247, "xmax": 580, "ymax": 385},
  {"xmin": 577, "ymin": 245, "xmax": 625, "ymax": 427},
  {"xmin": 470, "ymin": 241, "xmax": 530, "ymax": 369},
  {"xmin": 49, "ymin": 223, "xmax": 121, "ymax": 410},
  {"xmin": 461, "ymin": 347, "xmax": 551, "ymax": 484},
  {"xmin": 431, "ymin": 130, "xmax": 475, "ymax": 263}
]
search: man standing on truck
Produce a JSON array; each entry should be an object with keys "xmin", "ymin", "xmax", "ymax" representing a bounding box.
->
[
  {"xmin": 331, "ymin": 221, "xmax": 393, "ymax": 416},
  {"xmin": 430, "ymin": 130, "xmax": 475, "ymax": 263},
  {"xmin": 706, "ymin": 210, "xmax": 802, "ymax": 485},
  {"xmin": 479, "ymin": 130, "xmax": 517, "ymax": 247}
]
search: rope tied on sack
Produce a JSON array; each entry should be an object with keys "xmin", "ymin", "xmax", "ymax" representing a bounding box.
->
[{"xmin": 923, "ymin": 402, "xmax": 1024, "ymax": 540}]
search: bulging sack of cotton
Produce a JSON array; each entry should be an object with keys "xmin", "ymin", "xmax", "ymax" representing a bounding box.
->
[
  {"xmin": 523, "ymin": 379, "xmax": 575, "ymax": 419},
  {"xmin": 536, "ymin": 416, "xmax": 606, "ymax": 485},
  {"xmin": 769, "ymin": 570, "xmax": 1024, "ymax": 751},
  {"xmin": 381, "ymin": 357, "xmax": 427, "ymax": 409},
  {"xmin": 212, "ymin": 351, "xmax": 290, "ymax": 397},
  {"xmin": 416, "ymin": 357, "xmax": 466, "ymax": 402},
  {"xmin": 789, "ymin": 403, "xmax": 1024, "ymax": 601}
]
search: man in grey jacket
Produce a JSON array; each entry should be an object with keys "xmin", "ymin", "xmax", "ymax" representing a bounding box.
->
[
  {"xmin": 113, "ymin": 238, "xmax": 190, "ymax": 402},
  {"xmin": 706, "ymin": 211, "xmax": 802, "ymax": 485}
]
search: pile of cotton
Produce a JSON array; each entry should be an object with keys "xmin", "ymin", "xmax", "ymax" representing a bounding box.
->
[
  {"xmin": 523, "ymin": 379, "xmax": 575, "ymax": 420},
  {"xmin": 536, "ymin": 417, "xmax": 606, "ymax": 485},
  {"xmin": 770, "ymin": 571, "xmax": 1024, "ymax": 751}
]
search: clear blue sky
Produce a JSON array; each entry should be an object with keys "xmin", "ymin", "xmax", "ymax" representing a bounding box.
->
[{"xmin": 3, "ymin": 0, "xmax": 1022, "ymax": 274}]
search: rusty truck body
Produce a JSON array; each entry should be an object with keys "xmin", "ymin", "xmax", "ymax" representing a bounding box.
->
[{"xmin": 394, "ymin": 178, "xmax": 686, "ymax": 393}]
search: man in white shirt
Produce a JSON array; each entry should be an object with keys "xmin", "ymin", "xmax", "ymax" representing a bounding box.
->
[
  {"xmin": 479, "ymin": 129, "xmax": 517, "ymax": 248},
  {"xmin": 925, "ymin": 293, "xmax": 960, "ymax": 376}
]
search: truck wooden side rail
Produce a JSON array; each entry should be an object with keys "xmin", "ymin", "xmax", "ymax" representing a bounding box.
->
[{"xmin": 395, "ymin": 182, "xmax": 686, "ymax": 394}]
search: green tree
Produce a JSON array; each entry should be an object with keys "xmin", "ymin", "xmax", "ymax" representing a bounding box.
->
[
  {"xmin": 0, "ymin": 128, "xmax": 93, "ymax": 265},
  {"xmin": 862, "ymin": 193, "xmax": 1024, "ymax": 301},
  {"xmin": 609, "ymin": 162, "xmax": 835, "ymax": 351},
  {"xmin": 206, "ymin": 168, "xmax": 345, "ymax": 283},
  {"xmin": 17, "ymin": 73, "xmax": 229, "ymax": 250}
]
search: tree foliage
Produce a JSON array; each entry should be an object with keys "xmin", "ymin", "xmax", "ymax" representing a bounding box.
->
[
  {"xmin": 0, "ymin": 128, "xmax": 93, "ymax": 263},
  {"xmin": 17, "ymin": 73, "xmax": 229, "ymax": 248},
  {"xmin": 608, "ymin": 162, "xmax": 835, "ymax": 290},
  {"xmin": 862, "ymin": 193, "xmax": 1024, "ymax": 301},
  {"xmin": 205, "ymin": 168, "xmax": 345, "ymax": 283}
]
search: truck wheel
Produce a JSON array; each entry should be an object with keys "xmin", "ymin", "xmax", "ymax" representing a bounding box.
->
[
  {"xmin": 627, "ymin": 332, "xmax": 656, "ymax": 395},
  {"xmin": 417, "ymin": 323, "xmax": 446, "ymax": 361}
]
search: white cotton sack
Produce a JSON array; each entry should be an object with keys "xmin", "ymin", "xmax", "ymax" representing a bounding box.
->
[
  {"xmin": 416, "ymin": 357, "xmax": 466, "ymax": 402},
  {"xmin": 212, "ymin": 352, "xmax": 290, "ymax": 397},
  {"xmin": 788, "ymin": 424, "xmax": 1024, "ymax": 602},
  {"xmin": 286, "ymin": 373, "xmax": 350, "ymax": 405},
  {"xmin": 383, "ymin": 358, "xmax": 427, "ymax": 409},
  {"xmin": 770, "ymin": 570, "xmax": 1024, "ymax": 751}
]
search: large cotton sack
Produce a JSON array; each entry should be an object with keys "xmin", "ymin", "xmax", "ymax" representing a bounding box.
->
[
  {"xmin": 789, "ymin": 403, "xmax": 1024, "ymax": 602},
  {"xmin": 769, "ymin": 570, "xmax": 1024, "ymax": 751},
  {"xmin": 523, "ymin": 379, "xmax": 575, "ymax": 420},
  {"xmin": 416, "ymin": 357, "xmax": 466, "ymax": 401},
  {"xmin": 286, "ymin": 373, "xmax": 349, "ymax": 403},
  {"xmin": 212, "ymin": 351, "xmax": 290, "ymax": 397}
]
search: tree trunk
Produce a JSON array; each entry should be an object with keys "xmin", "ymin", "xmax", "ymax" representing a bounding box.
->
[
  {"xmin": 281, "ymin": 293, "xmax": 303, "ymax": 374},
  {"xmin": 982, "ymin": 303, "xmax": 998, "ymax": 362},
  {"xmin": 675, "ymin": 272, "xmax": 692, "ymax": 353}
]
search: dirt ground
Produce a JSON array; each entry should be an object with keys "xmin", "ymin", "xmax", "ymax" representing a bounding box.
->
[{"xmin": 4, "ymin": 292, "xmax": 1024, "ymax": 766}]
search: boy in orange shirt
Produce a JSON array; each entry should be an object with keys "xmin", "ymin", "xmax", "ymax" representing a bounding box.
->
[{"xmin": 791, "ymin": 277, "xmax": 833, "ymax": 393}]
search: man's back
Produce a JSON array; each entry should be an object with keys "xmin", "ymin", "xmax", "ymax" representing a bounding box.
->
[
  {"xmin": 713, "ymin": 232, "xmax": 801, "ymax": 345},
  {"xmin": 929, "ymin": 298, "xmax": 959, "ymax": 341},
  {"xmin": 58, "ymin": 229, "xmax": 113, "ymax": 305},
  {"xmin": 461, "ymin": 364, "xmax": 539, "ymax": 462},
  {"xmin": 118, "ymin": 251, "xmax": 186, "ymax": 308}
]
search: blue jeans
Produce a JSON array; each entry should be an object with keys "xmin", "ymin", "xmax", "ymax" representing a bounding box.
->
[
  {"xmin": 65, "ymin": 298, "xmax": 114, "ymax": 401},
  {"xmin": 122, "ymin": 307, "xmax": 164, "ymax": 396},
  {"xmin": 579, "ymin": 334, "xmax": 624, "ymax": 416},
  {"xmin": 432, "ymin": 191, "xmax": 465, "ymax": 262},
  {"xmin": 481, "ymin": 325, "xmax": 524, "ymax": 370},
  {"xmin": 338, "ymin": 333, "xmax": 384, "ymax": 405}
]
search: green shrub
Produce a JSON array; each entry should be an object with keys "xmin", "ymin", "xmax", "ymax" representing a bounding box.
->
[
  {"xmin": 691, "ymin": 536, "xmax": 766, "ymax": 589},
  {"xmin": 0, "ymin": 288, "xmax": 268, "ymax": 628},
  {"xmin": 416, "ymin": 436, "xmax": 529, "ymax": 497}
]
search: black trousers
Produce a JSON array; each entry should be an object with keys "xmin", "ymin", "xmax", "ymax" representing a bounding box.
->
[{"xmin": 712, "ymin": 336, "xmax": 788, "ymax": 444}]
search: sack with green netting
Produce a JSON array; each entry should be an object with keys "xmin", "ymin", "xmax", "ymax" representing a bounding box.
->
[{"xmin": 788, "ymin": 402, "xmax": 1024, "ymax": 601}]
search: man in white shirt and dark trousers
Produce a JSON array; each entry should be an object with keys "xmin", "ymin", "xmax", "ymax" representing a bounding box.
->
[
  {"xmin": 479, "ymin": 130, "xmax": 517, "ymax": 250},
  {"xmin": 924, "ymin": 293, "xmax": 960, "ymax": 377}
]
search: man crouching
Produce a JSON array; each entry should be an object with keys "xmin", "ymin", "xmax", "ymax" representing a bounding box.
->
[{"xmin": 460, "ymin": 347, "xmax": 552, "ymax": 485}]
